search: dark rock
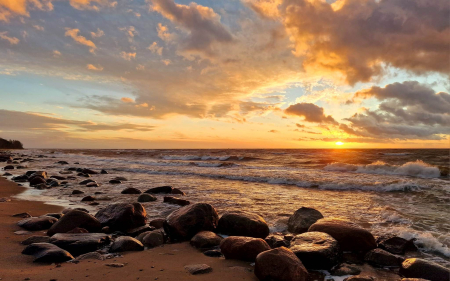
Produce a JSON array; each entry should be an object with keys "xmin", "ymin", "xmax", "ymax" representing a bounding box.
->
[
  {"xmin": 308, "ymin": 218, "xmax": 376, "ymax": 253},
  {"xmin": 49, "ymin": 233, "xmax": 111, "ymax": 256},
  {"xmin": 137, "ymin": 193, "xmax": 157, "ymax": 202},
  {"xmin": 220, "ymin": 236, "xmax": 271, "ymax": 261},
  {"xmin": 149, "ymin": 218, "xmax": 165, "ymax": 229},
  {"xmin": 51, "ymin": 175, "xmax": 66, "ymax": 180},
  {"xmin": 45, "ymin": 213, "xmax": 63, "ymax": 219},
  {"xmin": 100, "ymin": 169, "xmax": 108, "ymax": 174},
  {"xmin": 127, "ymin": 225, "xmax": 155, "ymax": 236},
  {"xmin": 289, "ymin": 231, "xmax": 340, "ymax": 270},
  {"xmin": 171, "ymin": 188, "xmax": 185, "ymax": 195},
  {"xmin": 121, "ymin": 187, "xmax": 142, "ymax": 194},
  {"xmin": 67, "ymin": 227, "xmax": 88, "ymax": 233},
  {"xmin": 22, "ymin": 243, "xmax": 74, "ymax": 263},
  {"xmin": 185, "ymin": 264, "xmax": 212, "ymax": 275},
  {"xmin": 330, "ymin": 263, "xmax": 361, "ymax": 276},
  {"xmin": 378, "ymin": 236, "xmax": 418, "ymax": 255},
  {"xmin": 86, "ymin": 182, "xmax": 99, "ymax": 187},
  {"xmin": 344, "ymin": 275, "xmax": 375, "ymax": 281},
  {"xmin": 4, "ymin": 165, "xmax": 14, "ymax": 170},
  {"xmin": 364, "ymin": 248, "xmax": 401, "ymax": 267},
  {"xmin": 141, "ymin": 231, "xmax": 164, "ymax": 248},
  {"xmin": 47, "ymin": 210, "xmax": 102, "ymax": 236},
  {"xmin": 29, "ymin": 171, "xmax": 48, "ymax": 180},
  {"xmin": 145, "ymin": 186, "xmax": 173, "ymax": 194},
  {"xmin": 400, "ymin": 258, "xmax": 450, "ymax": 281},
  {"xmin": 203, "ymin": 250, "xmax": 223, "ymax": 257},
  {"xmin": 12, "ymin": 175, "xmax": 28, "ymax": 182},
  {"xmin": 163, "ymin": 203, "xmax": 219, "ymax": 241},
  {"xmin": 265, "ymin": 233, "xmax": 290, "ymax": 248},
  {"xmin": 82, "ymin": 168, "xmax": 98, "ymax": 175},
  {"xmin": 191, "ymin": 231, "xmax": 223, "ymax": 249},
  {"xmin": 109, "ymin": 179, "xmax": 122, "ymax": 184},
  {"xmin": 255, "ymin": 247, "xmax": 308, "ymax": 281},
  {"xmin": 288, "ymin": 207, "xmax": 324, "ymax": 234},
  {"xmin": 163, "ymin": 196, "xmax": 190, "ymax": 206},
  {"xmin": 18, "ymin": 216, "xmax": 58, "ymax": 231},
  {"xmin": 72, "ymin": 190, "xmax": 84, "ymax": 195},
  {"xmin": 29, "ymin": 176, "xmax": 47, "ymax": 186},
  {"xmin": 12, "ymin": 212, "xmax": 32, "ymax": 218},
  {"xmin": 21, "ymin": 236, "xmax": 51, "ymax": 245},
  {"xmin": 81, "ymin": 196, "xmax": 96, "ymax": 202},
  {"xmin": 113, "ymin": 176, "xmax": 128, "ymax": 181},
  {"xmin": 57, "ymin": 161, "xmax": 69, "ymax": 165},
  {"xmin": 89, "ymin": 202, "xmax": 99, "ymax": 206},
  {"xmin": 3, "ymin": 172, "xmax": 13, "ymax": 176},
  {"xmin": 62, "ymin": 208, "xmax": 89, "ymax": 214},
  {"xmin": 79, "ymin": 179, "xmax": 95, "ymax": 185},
  {"xmin": 95, "ymin": 203, "xmax": 147, "ymax": 231},
  {"xmin": 217, "ymin": 211, "xmax": 270, "ymax": 239},
  {"xmin": 110, "ymin": 236, "xmax": 144, "ymax": 252},
  {"xmin": 34, "ymin": 183, "xmax": 48, "ymax": 190}
]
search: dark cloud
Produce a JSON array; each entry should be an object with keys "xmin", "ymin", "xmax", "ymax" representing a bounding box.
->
[{"xmin": 285, "ymin": 102, "xmax": 338, "ymax": 124}]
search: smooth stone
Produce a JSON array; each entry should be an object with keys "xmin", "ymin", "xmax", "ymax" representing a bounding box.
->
[
  {"xmin": 141, "ymin": 231, "xmax": 165, "ymax": 248},
  {"xmin": 29, "ymin": 176, "xmax": 46, "ymax": 186},
  {"xmin": 79, "ymin": 179, "xmax": 95, "ymax": 185},
  {"xmin": 126, "ymin": 225, "xmax": 155, "ymax": 236},
  {"xmin": 12, "ymin": 212, "xmax": 32, "ymax": 218},
  {"xmin": 45, "ymin": 213, "xmax": 63, "ymax": 219},
  {"xmin": 81, "ymin": 196, "xmax": 96, "ymax": 201},
  {"xmin": 109, "ymin": 179, "xmax": 122, "ymax": 184},
  {"xmin": 121, "ymin": 187, "xmax": 142, "ymax": 194},
  {"xmin": 21, "ymin": 236, "xmax": 51, "ymax": 245},
  {"xmin": 190, "ymin": 231, "xmax": 223, "ymax": 249},
  {"xmin": 47, "ymin": 210, "xmax": 102, "ymax": 236},
  {"xmin": 110, "ymin": 236, "xmax": 144, "ymax": 252},
  {"xmin": 163, "ymin": 196, "xmax": 190, "ymax": 206},
  {"xmin": 185, "ymin": 264, "xmax": 212, "ymax": 275},
  {"xmin": 82, "ymin": 168, "xmax": 98, "ymax": 174},
  {"xmin": 100, "ymin": 169, "xmax": 108, "ymax": 174},
  {"xmin": 400, "ymin": 258, "xmax": 450, "ymax": 281},
  {"xmin": 364, "ymin": 248, "xmax": 402, "ymax": 267},
  {"xmin": 144, "ymin": 186, "xmax": 173, "ymax": 194},
  {"xmin": 265, "ymin": 233, "xmax": 290, "ymax": 248},
  {"xmin": 217, "ymin": 211, "xmax": 270, "ymax": 239},
  {"xmin": 171, "ymin": 188, "xmax": 186, "ymax": 195},
  {"xmin": 67, "ymin": 227, "xmax": 89, "ymax": 233},
  {"xmin": 287, "ymin": 207, "xmax": 324, "ymax": 234},
  {"xmin": 22, "ymin": 243, "xmax": 74, "ymax": 263},
  {"xmin": 95, "ymin": 203, "xmax": 147, "ymax": 232},
  {"xmin": 137, "ymin": 193, "xmax": 157, "ymax": 202},
  {"xmin": 378, "ymin": 236, "xmax": 418, "ymax": 255},
  {"xmin": 72, "ymin": 190, "xmax": 84, "ymax": 195},
  {"xmin": 254, "ymin": 247, "xmax": 308, "ymax": 281},
  {"xmin": 86, "ymin": 182, "xmax": 99, "ymax": 187},
  {"xmin": 18, "ymin": 216, "xmax": 58, "ymax": 231},
  {"xmin": 220, "ymin": 236, "xmax": 271, "ymax": 261},
  {"xmin": 49, "ymin": 233, "xmax": 111, "ymax": 256},
  {"xmin": 149, "ymin": 218, "xmax": 165, "ymax": 229}
]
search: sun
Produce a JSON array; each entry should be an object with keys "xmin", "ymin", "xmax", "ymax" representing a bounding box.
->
[{"xmin": 335, "ymin": 141, "xmax": 344, "ymax": 146}]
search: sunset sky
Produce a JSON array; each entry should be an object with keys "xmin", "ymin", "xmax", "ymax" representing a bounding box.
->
[{"xmin": 0, "ymin": 0, "xmax": 449, "ymax": 148}]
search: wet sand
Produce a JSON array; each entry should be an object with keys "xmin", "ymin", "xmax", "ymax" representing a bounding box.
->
[{"xmin": 0, "ymin": 177, "xmax": 257, "ymax": 281}]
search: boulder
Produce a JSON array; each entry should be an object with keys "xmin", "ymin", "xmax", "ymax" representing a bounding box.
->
[
  {"xmin": 265, "ymin": 233, "xmax": 290, "ymax": 248},
  {"xmin": 29, "ymin": 176, "xmax": 46, "ymax": 186},
  {"xmin": 220, "ymin": 236, "xmax": 271, "ymax": 261},
  {"xmin": 49, "ymin": 233, "xmax": 111, "ymax": 256},
  {"xmin": 400, "ymin": 258, "xmax": 450, "ymax": 281},
  {"xmin": 308, "ymin": 218, "xmax": 376, "ymax": 252},
  {"xmin": 217, "ymin": 211, "xmax": 269, "ymax": 239},
  {"xmin": 47, "ymin": 210, "xmax": 102, "ymax": 236},
  {"xmin": 163, "ymin": 196, "xmax": 190, "ymax": 206},
  {"xmin": 364, "ymin": 248, "xmax": 401, "ymax": 267},
  {"xmin": 378, "ymin": 236, "xmax": 418, "ymax": 255},
  {"xmin": 190, "ymin": 231, "xmax": 223, "ymax": 249},
  {"xmin": 185, "ymin": 264, "xmax": 212, "ymax": 275},
  {"xmin": 109, "ymin": 179, "xmax": 122, "ymax": 184},
  {"xmin": 72, "ymin": 190, "xmax": 84, "ymax": 195},
  {"xmin": 149, "ymin": 218, "xmax": 165, "ymax": 229},
  {"xmin": 21, "ymin": 236, "xmax": 51, "ymax": 245},
  {"xmin": 110, "ymin": 236, "xmax": 144, "ymax": 252},
  {"xmin": 288, "ymin": 207, "xmax": 324, "ymax": 234},
  {"xmin": 121, "ymin": 187, "xmax": 142, "ymax": 194},
  {"xmin": 163, "ymin": 203, "xmax": 219, "ymax": 241},
  {"xmin": 141, "ymin": 231, "xmax": 165, "ymax": 248},
  {"xmin": 171, "ymin": 188, "xmax": 186, "ymax": 195},
  {"xmin": 289, "ymin": 231, "xmax": 340, "ymax": 270},
  {"xmin": 145, "ymin": 186, "xmax": 173, "ymax": 194},
  {"xmin": 81, "ymin": 196, "xmax": 96, "ymax": 202},
  {"xmin": 255, "ymin": 247, "xmax": 308, "ymax": 281},
  {"xmin": 137, "ymin": 193, "xmax": 157, "ymax": 202},
  {"xmin": 95, "ymin": 203, "xmax": 147, "ymax": 231},
  {"xmin": 22, "ymin": 243, "xmax": 74, "ymax": 263},
  {"xmin": 18, "ymin": 216, "xmax": 58, "ymax": 231}
]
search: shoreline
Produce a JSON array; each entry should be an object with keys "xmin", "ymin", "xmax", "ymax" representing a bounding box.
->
[{"xmin": 0, "ymin": 177, "xmax": 258, "ymax": 281}]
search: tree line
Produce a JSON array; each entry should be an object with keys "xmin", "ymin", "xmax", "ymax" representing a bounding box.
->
[{"xmin": 0, "ymin": 138, "xmax": 24, "ymax": 149}]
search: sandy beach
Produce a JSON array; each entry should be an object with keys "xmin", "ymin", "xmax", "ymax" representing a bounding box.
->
[{"xmin": 0, "ymin": 177, "xmax": 257, "ymax": 281}]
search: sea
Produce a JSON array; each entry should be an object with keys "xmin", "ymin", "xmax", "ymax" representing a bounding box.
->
[{"xmin": 5, "ymin": 148, "xmax": 450, "ymax": 268}]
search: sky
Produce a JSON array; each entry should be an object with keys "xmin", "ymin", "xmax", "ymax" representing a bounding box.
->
[{"xmin": 0, "ymin": 0, "xmax": 449, "ymax": 149}]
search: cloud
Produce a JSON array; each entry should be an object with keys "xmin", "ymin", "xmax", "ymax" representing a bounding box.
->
[
  {"xmin": 52, "ymin": 50, "xmax": 61, "ymax": 57},
  {"xmin": 121, "ymin": 97, "xmax": 134, "ymax": 103},
  {"xmin": 90, "ymin": 28, "xmax": 104, "ymax": 38},
  {"xmin": 65, "ymin": 28, "xmax": 96, "ymax": 53},
  {"xmin": 285, "ymin": 103, "xmax": 338, "ymax": 124},
  {"xmin": 268, "ymin": 129, "xmax": 278, "ymax": 133},
  {"xmin": 148, "ymin": 42, "xmax": 163, "ymax": 55},
  {"xmin": 161, "ymin": 59, "xmax": 171, "ymax": 65},
  {"xmin": 249, "ymin": 0, "xmax": 450, "ymax": 84},
  {"xmin": 119, "ymin": 26, "xmax": 138, "ymax": 42},
  {"xmin": 33, "ymin": 24, "xmax": 44, "ymax": 31},
  {"xmin": 87, "ymin": 64, "xmax": 103, "ymax": 71},
  {"xmin": 0, "ymin": 32, "xmax": 19, "ymax": 45},
  {"xmin": 120, "ymin": 51, "xmax": 136, "ymax": 60},
  {"xmin": 151, "ymin": 0, "xmax": 233, "ymax": 57},
  {"xmin": 156, "ymin": 23, "xmax": 175, "ymax": 42},
  {"xmin": 0, "ymin": 0, "xmax": 53, "ymax": 22},
  {"xmin": 69, "ymin": 0, "xmax": 116, "ymax": 11}
]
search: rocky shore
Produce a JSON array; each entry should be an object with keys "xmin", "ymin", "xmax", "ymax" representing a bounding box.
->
[{"xmin": 1, "ymin": 151, "xmax": 449, "ymax": 281}]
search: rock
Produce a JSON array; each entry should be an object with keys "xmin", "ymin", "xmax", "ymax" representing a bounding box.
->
[
  {"xmin": 4, "ymin": 165, "xmax": 14, "ymax": 170},
  {"xmin": 51, "ymin": 175, "xmax": 66, "ymax": 180},
  {"xmin": 113, "ymin": 177, "xmax": 128, "ymax": 181},
  {"xmin": 29, "ymin": 171, "xmax": 48, "ymax": 180},
  {"xmin": 105, "ymin": 263, "xmax": 124, "ymax": 267},
  {"xmin": 185, "ymin": 264, "xmax": 212, "ymax": 275},
  {"xmin": 121, "ymin": 187, "xmax": 142, "ymax": 194},
  {"xmin": 18, "ymin": 216, "xmax": 58, "ymax": 231},
  {"xmin": 163, "ymin": 196, "xmax": 190, "ymax": 206},
  {"xmin": 400, "ymin": 258, "xmax": 450, "ymax": 281},
  {"xmin": 141, "ymin": 231, "xmax": 165, "ymax": 248},
  {"xmin": 378, "ymin": 236, "xmax": 418, "ymax": 255},
  {"xmin": 217, "ymin": 211, "xmax": 270, "ymax": 239},
  {"xmin": 57, "ymin": 161, "xmax": 69, "ymax": 165},
  {"xmin": 344, "ymin": 275, "xmax": 375, "ymax": 281},
  {"xmin": 62, "ymin": 208, "xmax": 89, "ymax": 214},
  {"xmin": 12, "ymin": 175, "xmax": 29, "ymax": 182},
  {"xmin": 45, "ymin": 213, "xmax": 63, "ymax": 219},
  {"xmin": 89, "ymin": 202, "xmax": 99, "ymax": 206},
  {"xmin": 255, "ymin": 247, "xmax": 308, "ymax": 281},
  {"xmin": 22, "ymin": 236, "xmax": 51, "ymax": 245},
  {"xmin": 79, "ymin": 179, "xmax": 95, "ymax": 185},
  {"xmin": 47, "ymin": 210, "xmax": 102, "ymax": 236},
  {"xmin": 287, "ymin": 207, "xmax": 324, "ymax": 234},
  {"xmin": 15, "ymin": 230, "xmax": 32, "ymax": 235},
  {"xmin": 204, "ymin": 250, "xmax": 222, "ymax": 257},
  {"xmin": 3, "ymin": 172, "xmax": 13, "ymax": 176},
  {"xmin": 81, "ymin": 196, "xmax": 96, "ymax": 202},
  {"xmin": 308, "ymin": 218, "xmax": 376, "ymax": 253},
  {"xmin": 12, "ymin": 212, "xmax": 32, "ymax": 218},
  {"xmin": 72, "ymin": 190, "xmax": 84, "ymax": 195},
  {"xmin": 95, "ymin": 203, "xmax": 147, "ymax": 231},
  {"xmin": 22, "ymin": 243, "xmax": 74, "ymax": 263},
  {"xmin": 29, "ymin": 176, "xmax": 47, "ymax": 186},
  {"xmin": 149, "ymin": 218, "xmax": 165, "ymax": 229},
  {"xmin": 86, "ymin": 182, "xmax": 99, "ymax": 187},
  {"xmin": 163, "ymin": 203, "xmax": 219, "ymax": 241},
  {"xmin": 0, "ymin": 197, "xmax": 11, "ymax": 202},
  {"xmin": 34, "ymin": 183, "xmax": 48, "ymax": 190},
  {"xmin": 82, "ymin": 168, "xmax": 98, "ymax": 175},
  {"xmin": 289, "ymin": 231, "xmax": 340, "ymax": 270},
  {"xmin": 191, "ymin": 231, "xmax": 223, "ymax": 249},
  {"xmin": 49, "ymin": 233, "xmax": 111, "ymax": 256},
  {"xmin": 330, "ymin": 263, "xmax": 361, "ymax": 276},
  {"xmin": 171, "ymin": 188, "xmax": 185, "ymax": 195},
  {"xmin": 109, "ymin": 179, "xmax": 122, "ymax": 184},
  {"xmin": 137, "ymin": 193, "xmax": 157, "ymax": 202},
  {"xmin": 110, "ymin": 236, "xmax": 144, "ymax": 252},
  {"xmin": 67, "ymin": 227, "xmax": 89, "ymax": 233},
  {"xmin": 364, "ymin": 248, "xmax": 401, "ymax": 267},
  {"xmin": 126, "ymin": 225, "xmax": 155, "ymax": 236},
  {"xmin": 220, "ymin": 236, "xmax": 271, "ymax": 261},
  {"xmin": 265, "ymin": 233, "xmax": 290, "ymax": 248},
  {"xmin": 145, "ymin": 186, "xmax": 173, "ymax": 194},
  {"xmin": 100, "ymin": 169, "xmax": 108, "ymax": 174}
]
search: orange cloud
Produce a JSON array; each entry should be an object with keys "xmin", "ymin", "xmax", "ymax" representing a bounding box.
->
[
  {"xmin": 69, "ymin": 0, "xmax": 116, "ymax": 11},
  {"xmin": 87, "ymin": 64, "xmax": 103, "ymax": 71},
  {"xmin": 0, "ymin": 32, "xmax": 19, "ymax": 45},
  {"xmin": 65, "ymin": 28, "xmax": 96, "ymax": 53},
  {"xmin": 120, "ymin": 51, "xmax": 136, "ymax": 60},
  {"xmin": 148, "ymin": 42, "xmax": 163, "ymax": 56},
  {"xmin": 90, "ymin": 28, "xmax": 104, "ymax": 38},
  {"xmin": 121, "ymin": 97, "xmax": 135, "ymax": 103},
  {"xmin": 0, "ymin": 0, "xmax": 53, "ymax": 22}
]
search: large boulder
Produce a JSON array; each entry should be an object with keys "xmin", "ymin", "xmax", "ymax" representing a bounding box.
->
[
  {"xmin": 217, "ymin": 211, "xmax": 269, "ymax": 239},
  {"xmin": 110, "ymin": 236, "xmax": 144, "ymax": 252},
  {"xmin": 163, "ymin": 203, "xmax": 219, "ymax": 241},
  {"xmin": 255, "ymin": 247, "xmax": 308, "ymax": 281},
  {"xmin": 17, "ymin": 216, "xmax": 58, "ymax": 231},
  {"xmin": 220, "ymin": 236, "xmax": 271, "ymax": 261},
  {"xmin": 22, "ymin": 243, "xmax": 74, "ymax": 263},
  {"xmin": 288, "ymin": 207, "xmax": 324, "ymax": 234},
  {"xmin": 308, "ymin": 218, "xmax": 376, "ymax": 252},
  {"xmin": 145, "ymin": 186, "xmax": 173, "ymax": 194},
  {"xmin": 49, "ymin": 233, "xmax": 111, "ymax": 256},
  {"xmin": 289, "ymin": 231, "xmax": 340, "ymax": 270},
  {"xmin": 400, "ymin": 258, "xmax": 450, "ymax": 281},
  {"xmin": 95, "ymin": 203, "xmax": 147, "ymax": 231},
  {"xmin": 47, "ymin": 210, "xmax": 101, "ymax": 236},
  {"xmin": 190, "ymin": 231, "xmax": 223, "ymax": 249},
  {"xmin": 364, "ymin": 248, "xmax": 402, "ymax": 267}
]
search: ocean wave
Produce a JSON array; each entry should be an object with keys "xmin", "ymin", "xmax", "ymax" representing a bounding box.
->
[
  {"xmin": 381, "ymin": 153, "xmax": 413, "ymax": 156},
  {"xmin": 324, "ymin": 160, "xmax": 441, "ymax": 178},
  {"xmin": 161, "ymin": 155, "xmax": 258, "ymax": 161}
]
